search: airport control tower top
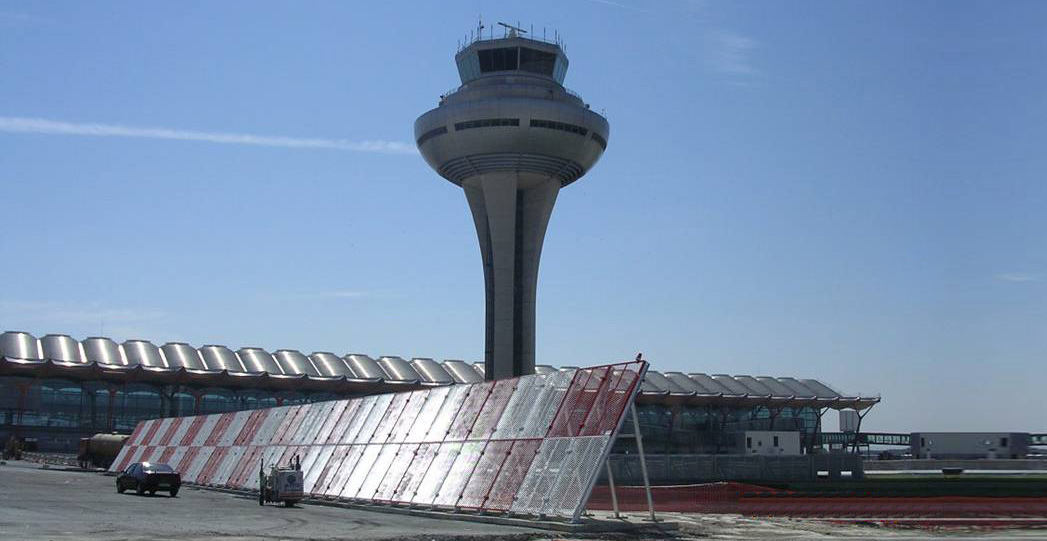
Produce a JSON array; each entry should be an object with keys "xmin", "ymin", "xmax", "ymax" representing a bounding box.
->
[
  {"xmin": 416, "ymin": 24, "xmax": 609, "ymax": 189},
  {"xmin": 415, "ymin": 24, "xmax": 608, "ymax": 380},
  {"xmin": 454, "ymin": 25, "xmax": 569, "ymax": 86}
]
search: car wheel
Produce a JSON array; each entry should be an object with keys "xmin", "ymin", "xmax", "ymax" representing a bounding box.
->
[
  {"xmin": 148, "ymin": 489, "xmax": 156, "ymax": 496},
  {"xmin": 117, "ymin": 483, "xmax": 125, "ymax": 494},
  {"xmin": 170, "ymin": 488, "xmax": 179, "ymax": 497},
  {"xmin": 136, "ymin": 483, "xmax": 144, "ymax": 495}
]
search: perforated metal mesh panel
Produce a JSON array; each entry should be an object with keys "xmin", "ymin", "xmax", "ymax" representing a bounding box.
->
[{"xmin": 109, "ymin": 360, "xmax": 646, "ymax": 521}]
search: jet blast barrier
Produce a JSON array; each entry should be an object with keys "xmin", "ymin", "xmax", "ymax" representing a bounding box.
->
[{"xmin": 110, "ymin": 361, "xmax": 646, "ymax": 521}]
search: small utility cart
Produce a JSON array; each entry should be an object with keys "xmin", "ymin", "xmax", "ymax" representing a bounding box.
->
[{"xmin": 259, "ymin": 455, "xmax": 304, "ymax": 507}]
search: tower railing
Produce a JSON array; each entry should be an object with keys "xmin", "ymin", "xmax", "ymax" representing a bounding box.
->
[
  {"xmin": 438, "ymin": 83, "xmax": 588, "ymax": 106},
  {"xmin": 456, "ymin": 27, "xmax": 565, "ymax": 53}
]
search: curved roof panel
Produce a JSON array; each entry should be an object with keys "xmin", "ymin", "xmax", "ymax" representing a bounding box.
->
[
  {"xmin": 273, "ymin": 350, "xmax": 319, "ymax": 377},
  {"xmin": 0, "ymin": 331, "xmax": 41, "ymax": 361},
  {"xmin": 712, "ymin": 374, "xmax": 751, "ymax": 396},
  {"xmin": 199, "ymin": 345, "xmax": 244, "ymax": 372},
  {"xmin": 377, "ymin": 356, "xmax": 422, "ymax": 382},
  {"xmin": 776, "ymin": 377, "xmax": 817, "ymax": 398},
  {"xmin": 733, "ymin": 375, "xmax": 774, "ymax": 397},
  {"xmin": 677, "ymin": 374, "xmax": 718, "ymax": 394},
  {"xmin": 123, "ymin": 340, "xmax": 165, "ymax": 368},
  {"xmin": 442, "ymin": 360, "xmax": 483, "ymax": 384},
  {"xmin": 162, "ymin": 343, "xmax": 206, "ymax": 371},
  {"xmin": 310, "ymin": 352, "xmax": 353, "ymax": 378},
  {"xmin": 800, "ymin": 378, "xmax": 846, "ymax": 399},
  {"xmin": 410, "ymin": 358, "xmax": 454, "ymax": 384},
  {"xmin": 472, "ymin": 362, "xmax": 486, "ymax": 379},
  {"xmin": 344, "ymin": 354, "xmax": 388, "ymax": 380},
  {"xmin": 41, "ymin": 334, "xmax": 84, "ymax": 363},
  {"xmin": 237, "ymin": 348, "xmax": 282, "ymax": 374},
  {"xmin": 663, "ymin": 372, "xmax": 716, "ymax": 395},
  {"xmin": 689, "ymin": 373, "xmax": 739, "ymax": 395},
  {"xmin": 82, "ymin": 337, "xmax": 123, "ymax": 366},
  {"xmin": 534, "ymin": 365, "xmax": 558, "ymax": 375},
  {"xmin": 755, "ymin": 376, "xmax": 796, "ymax": 397},
  {"xmin": 642, "ymin": 371, "xmax": 687, "ymax": 394}
]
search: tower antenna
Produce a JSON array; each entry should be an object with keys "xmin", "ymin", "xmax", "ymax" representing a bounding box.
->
[{"xmin": 497, "ymin": 21, "xmax": 528, "ymax": 38}]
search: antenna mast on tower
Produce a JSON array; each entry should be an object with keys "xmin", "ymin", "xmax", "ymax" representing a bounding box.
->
[{"xmin": 497, "ymin": 21, "xmax": 528, "ymax": 38}]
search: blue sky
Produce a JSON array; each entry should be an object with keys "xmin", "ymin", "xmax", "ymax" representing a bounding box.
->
[{"xmin": 1, "ymin": 1, "xmax": 1044, "ymax": 433}]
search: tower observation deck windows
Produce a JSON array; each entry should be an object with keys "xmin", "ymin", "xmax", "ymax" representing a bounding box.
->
[
  {"xmin": 530, "ymin": 119, "xmax": 589, "ymax": 136},
  {"xmin": 454, "ymin": 118, "xmax": 520, "ymax": 130},
  {"xmin": 519, "ymin": 48, "xmax": 556, "ymax": 76},
  {"xmin": 476, "ymin": 47, "xmax": 556, "ymax": 76},
  {"xmin": 416, "ymin": 126, "xmax": 448, "ymax": 145},
  {"xmin": 478, "ymin": 47, "xmax": 519, "ymax": 72}
]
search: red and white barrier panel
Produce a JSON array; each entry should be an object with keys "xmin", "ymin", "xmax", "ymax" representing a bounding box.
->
[{"xmin": 110, "ymin": 361, "xmax": 646, "ymax": 521}]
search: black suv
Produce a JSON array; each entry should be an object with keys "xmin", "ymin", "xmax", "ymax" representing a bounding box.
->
[{"xmin": 116, "ymin": 462, "xmax": 181, "ymax": 497}]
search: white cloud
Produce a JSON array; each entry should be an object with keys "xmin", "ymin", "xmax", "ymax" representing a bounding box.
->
[
  {"xmin": 0, "ymin": 116, "xmax": 416, "ymax": 154},
  {"xmin": 277, "ymin": 290, "xmax": 377, "ymax": 301},
  {"xmin": 707, "ymin": 29, "xmax": 760, "ymax": 80},
  {"xmin": 995, "ymin": 272, "xmax": 1039, "ymax": 283}
]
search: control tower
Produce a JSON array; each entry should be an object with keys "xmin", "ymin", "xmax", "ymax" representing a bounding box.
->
[{"xmin": 415, "ymin": 24, "xmax": 609, "ymax": 380}]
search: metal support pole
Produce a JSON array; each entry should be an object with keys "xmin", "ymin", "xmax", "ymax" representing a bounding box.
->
[
  {"xmin": 605, "ymin": 462, "xmax": 620, "ymax": 518},
  {"xmin": 15, "ymin": 382, "xmax": 29, "ymax": 426},
  {"xmin": 630, "ymin": 403, "xmax": 656, "ymax": 522},
  {"xmin": 851, "ymin": 405, "xmax": 875, "ymax": 455},
  {"xmin": 107, "ymin": 387, "xmax": 117, "ymax": 431}
]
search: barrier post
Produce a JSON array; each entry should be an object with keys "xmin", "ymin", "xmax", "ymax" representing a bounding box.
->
[
  {"xmin": 605, "ymin": 462, "xmax": 621, "ymax": 518},
  {"xmin": 630, "ymin": 402, "xmax": 656, "ymax": 522}
]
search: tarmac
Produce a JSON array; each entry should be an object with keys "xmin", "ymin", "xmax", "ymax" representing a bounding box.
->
[
  {"xmin": 2, "ymin": 459, "xmax": 1045, "ymax": 540},
  {"xmin": 0, "ymin": 460, "xmax": 548, "ymax": 541}
]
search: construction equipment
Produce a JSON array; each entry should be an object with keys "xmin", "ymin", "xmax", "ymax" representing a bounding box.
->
[
  {"xmin": 258, "ymin": 455, "xmax": 303, "ymax": 507},
  {"xmin": 78, "ymin": 433, "xmax": 130, "ymax": 468}
]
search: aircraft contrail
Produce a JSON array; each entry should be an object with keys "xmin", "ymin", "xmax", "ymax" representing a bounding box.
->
[{"xmin": 0, "ymin": 116, "xmax": 416, "ymax": 154}]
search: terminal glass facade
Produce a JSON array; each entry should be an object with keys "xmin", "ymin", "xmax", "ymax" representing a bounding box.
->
[
  {"xmin": 0, "ymin": 376, "xmax": 327, "ymax": 451},
  {"xmin": 2, "ymin": 376, "xmax": 828, "ymax": 456},
  {"xmin": 616, "ymin": 403, "xmax": 823, "ymax": 455}
]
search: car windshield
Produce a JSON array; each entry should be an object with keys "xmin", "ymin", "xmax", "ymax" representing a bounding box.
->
[{"xmin": 141, "ymin": 462, "xmax": 173, "ymax": 472}]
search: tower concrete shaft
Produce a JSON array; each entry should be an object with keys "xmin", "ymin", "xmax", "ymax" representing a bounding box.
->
[
  {"xmin": 415, "ymin": 30, "xmax": 608, "ymax": 379},
  {"xmin": 464, "ymin": 174, "xmax": 558, "ymax": 380}
]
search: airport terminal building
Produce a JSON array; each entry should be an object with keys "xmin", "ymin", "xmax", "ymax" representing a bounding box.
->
[{"xmin": 0, "ymin": 331, "xmax": 879, "ymax": 461}]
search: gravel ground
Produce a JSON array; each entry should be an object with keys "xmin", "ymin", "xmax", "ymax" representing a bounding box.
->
[{"xmin": 664, "ymin": 512, "xmax": 1047, "ymax": 539}]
